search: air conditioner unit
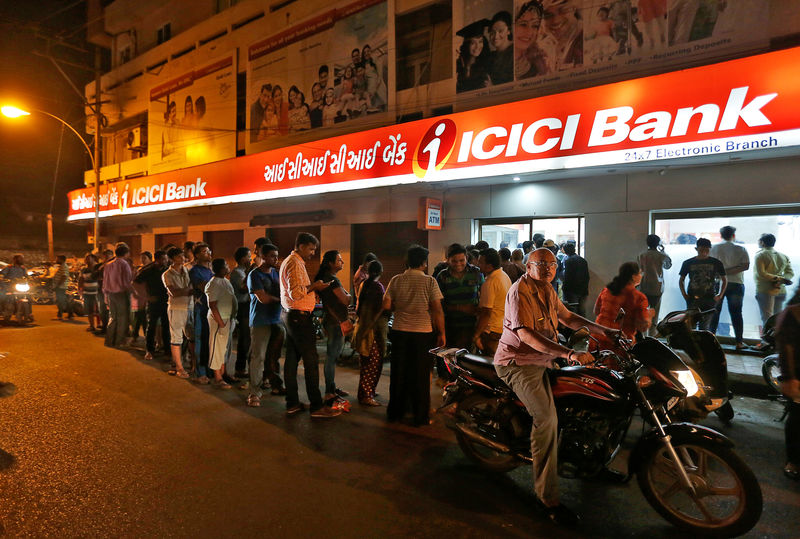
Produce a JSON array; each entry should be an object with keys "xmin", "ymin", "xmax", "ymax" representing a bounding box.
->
[{"xmin": 126, "ymin": 127, "xmax": 141, "ymax": 149}]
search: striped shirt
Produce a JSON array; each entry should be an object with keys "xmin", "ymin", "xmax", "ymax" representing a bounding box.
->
[
  {"xmin": 385, "ymin": 269, "xmax": 443, "ymax": 333},
  {"xmin": 279, "ymin": 251, "xmax": 316, "ymax": 312},
  {"xmin": 436, "ymin": 265, "xmax": 484, "ymax": 329}
]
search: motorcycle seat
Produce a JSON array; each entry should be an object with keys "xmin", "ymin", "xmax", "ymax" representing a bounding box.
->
[{"xmin": 457, "ymin": 353, "xmax": 505, "ymax": 387}]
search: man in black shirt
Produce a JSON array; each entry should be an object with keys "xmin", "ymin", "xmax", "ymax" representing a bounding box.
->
[
  {"xmin": 134, "ymin": 250, "xmax": 170, "ymax": 360},
  {"xmin": 679, "ymin": 238, "xmax": 727, "ymax": 330},
  {"xmin": 561, "ymin": 242, "xmax": 590, "ymax": 316},
  {"xmin": 776, "ymin": 289, "xmax": 800, "ymax": 480}
]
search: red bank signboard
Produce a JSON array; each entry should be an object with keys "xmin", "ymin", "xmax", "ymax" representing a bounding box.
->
[{"xmin": 68, "ymin": 47, "xmax": 800, "ymax": 221}]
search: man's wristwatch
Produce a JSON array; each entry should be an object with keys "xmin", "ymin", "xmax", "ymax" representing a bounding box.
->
[{"xmin": 566, "ymin": 350, "xmax": 575, "ymax": 363}]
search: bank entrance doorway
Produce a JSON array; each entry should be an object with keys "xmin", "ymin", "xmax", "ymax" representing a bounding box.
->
[
  {"xmin": 479, "ymin": 217, "xmax": 585, "ymax": 254},
  {"xmin": 653, "ymin": 210, "xmax": 800, "ymax": 341}
]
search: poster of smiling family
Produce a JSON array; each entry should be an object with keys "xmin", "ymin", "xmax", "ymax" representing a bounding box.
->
[
  {"xmin": 246, "ymin": 0, "xmax": 392, "ymax": 154},
  {"xmin": 453, "ymin": 0, "xmax": 770, "ymax": 102}
]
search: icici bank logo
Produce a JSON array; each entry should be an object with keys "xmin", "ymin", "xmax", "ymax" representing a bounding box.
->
[{"xmin": 412, "ymin": 119, "xmax": 457, "ymax": 178}]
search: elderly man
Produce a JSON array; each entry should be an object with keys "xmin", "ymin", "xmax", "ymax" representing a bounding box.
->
[{"xmin": 493, "ymin": 248, "xmax": 618, "ymax": 526}]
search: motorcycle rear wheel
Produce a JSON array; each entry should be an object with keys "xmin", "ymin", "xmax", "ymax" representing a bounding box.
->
[
  {"xmin": 637, "ymin": 437, "xmax": 762, "ymax": 537},
  {"xmin": 454, "ymin": 394, "xmax": 521, "ymax": 473},
  {"xmin": 762, "ymin": 356, "xmax": 781, "ymax": 394}
]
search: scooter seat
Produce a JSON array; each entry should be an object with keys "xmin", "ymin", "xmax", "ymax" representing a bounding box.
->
[{"xmin": 457, "ymin": 353, "xmax": 505, "ymax": 387}]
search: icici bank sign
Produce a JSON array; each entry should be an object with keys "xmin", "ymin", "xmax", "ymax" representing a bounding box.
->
[{"xmin": 68, "ymin": 47, "xmax": 800, "ymax": 221}]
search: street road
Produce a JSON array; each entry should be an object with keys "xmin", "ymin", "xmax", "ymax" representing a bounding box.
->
[{"xmin": 1, "ymin": 306, "xmax": 798, "ymax": 537}]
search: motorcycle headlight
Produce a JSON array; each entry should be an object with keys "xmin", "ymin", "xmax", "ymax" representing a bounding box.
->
[
  {"xmin": 14, "ymin": 283, "xmax": 30, "ymax": 292},
  {"xmin": 671, "ymin": 369, "xmax": 700, "ymax": 397}
]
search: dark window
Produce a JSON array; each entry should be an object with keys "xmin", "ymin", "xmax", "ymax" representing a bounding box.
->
[
  {"xmin": 236, "ymin": 72, "xmax": 246, "ymax": 132},
  {"xmin": 396, "ymin": 1, "xmax": 452, "ymax": 91},
  {"xmin": 397, "ymin": 111, "xmax": 423, "ymax": 124},
  {"xmin": 157, "ymin": 23, "xmax": 171, "ymax": 45}
]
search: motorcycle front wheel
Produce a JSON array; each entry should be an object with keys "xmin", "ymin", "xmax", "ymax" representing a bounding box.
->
[
  {"xmin": 762, "ymin": 355, "xmax": 781, "ymax": 394},
  {"xmin": 637, "ymin": 437, "xmax": 762, "ymax": 537},
  {"xmin": 454, "ymin": 394, "xmax": 522, "ymax": 473}
]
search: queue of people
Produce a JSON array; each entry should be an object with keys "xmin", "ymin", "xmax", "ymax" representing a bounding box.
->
[{"xmin": 17, "ymin": 225, "xmax": 800, "ymax": 528}]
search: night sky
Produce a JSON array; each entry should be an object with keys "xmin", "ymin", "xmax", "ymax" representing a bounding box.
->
[{"xmin": 0, "ymin": 1, "xmax": 98, "ymax": 251}]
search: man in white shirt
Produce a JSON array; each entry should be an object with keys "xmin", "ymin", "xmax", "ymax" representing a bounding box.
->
[
  {"xmin": 279, "ymin": 232, "xmax": 341, "ymax": 418},
  {"xmin": 710, "ymin": 226, "xmax": 750, "ymax": 349}
]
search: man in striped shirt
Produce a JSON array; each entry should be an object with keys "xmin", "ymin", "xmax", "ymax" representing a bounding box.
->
[
  {"xmin": 436, "ymin": 243, "xmax": 484, "ymax": 351},
  {"xmin": 279, "ymin": 232, "xmax": 341, "ymax": 418}
]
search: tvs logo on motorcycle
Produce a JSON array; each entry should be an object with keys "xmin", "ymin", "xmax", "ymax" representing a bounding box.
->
[{"xmin": 412, "ymin": 119, "xmax": 457, "ymax": 179}]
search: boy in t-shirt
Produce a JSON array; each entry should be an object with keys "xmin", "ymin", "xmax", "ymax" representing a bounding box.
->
[{"xmin": 678, "ymin": 238, "xmax": 727, "ymax": 330}]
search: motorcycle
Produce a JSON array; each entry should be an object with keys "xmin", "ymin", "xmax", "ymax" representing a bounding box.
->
[
  {"xmin": 656, "ymin": 309, "xmax": 735, "ymax": 424},
  {"xmin": 0, "ymin": 278, "xmax": 35, "ymax": 325},
  {"xmin": 431, "ymin": 330, "xmax": 762, "ymax": 536}
]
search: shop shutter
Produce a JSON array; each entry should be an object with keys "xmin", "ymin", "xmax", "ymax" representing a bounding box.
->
[{"xmin": 351, "ymin": 222, "xmax": 428, "ymax": 288}]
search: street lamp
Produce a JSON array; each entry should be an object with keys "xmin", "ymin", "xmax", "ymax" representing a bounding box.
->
[{"xmin": 1, "ymin": 105, "xmax": 102, "ymax": 254}]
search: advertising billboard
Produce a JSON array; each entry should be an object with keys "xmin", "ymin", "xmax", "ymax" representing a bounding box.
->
[
  {"xmin": 148, "ymin": 55, "xmax": 237, "ymax": 174},
  {"xmin": 245, "ymin": 0, "xmax": 391, "ymax": 155},
  {"xmin": 68, "ymin": 47, "xmax": 800, "ymax": 221}
]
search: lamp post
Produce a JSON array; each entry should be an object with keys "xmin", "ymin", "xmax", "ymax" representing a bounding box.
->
[{"xmin": 1, "ymin": 105, "xmax": 102, "ymax": 253}]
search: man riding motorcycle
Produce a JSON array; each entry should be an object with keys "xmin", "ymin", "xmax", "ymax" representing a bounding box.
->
[
  {"xmin": 1, "ymin": 254, "xmax": 29, "ymax": 312},
  {"xmin": 1, "ymin": 254, "xmax": 27, "ymax": 280},
  {"xmin": 493, "ymin": 247, "xmax": 619, "ymax": 526}
]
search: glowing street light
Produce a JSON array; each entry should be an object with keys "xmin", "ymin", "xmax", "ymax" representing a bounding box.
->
[
  {"xmin": 2, "ymin": 104, "xmax": 101, "ymax": 255},
  {"xmin": 1, "ymin": 106, "xmax": 31, "ymax": 118}
]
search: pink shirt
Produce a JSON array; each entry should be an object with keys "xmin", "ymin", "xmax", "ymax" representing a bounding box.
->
[
  {"xmin": 102, "ymin": 257, "xmax": 133, "ymax": 294},
  {"xmin": 494, "ymin": 275, "xmax": 569, "ymax": 367}
]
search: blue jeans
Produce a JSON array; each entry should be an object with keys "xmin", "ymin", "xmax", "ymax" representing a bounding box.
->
[
  {"xmin": 686, "ymin": 297, "xmax": 716, "ymax": 330},
  {"xmin": 755, "ymin": 292, "xmax": 786, "ymax": 325},
  {"xmin": 324, "ymin": 320, "xmax": 345, "ymax": 394},
  {"xmin": 194, "ymin": 306, "xmax": 210, "ymax": 377},
  {"xmin": 710, "ymin": 283, "xmax": 745, "ymax": 343},
  {"xmin": 55, "ymin": 288, "xmax": 72, "ymax": 317}
]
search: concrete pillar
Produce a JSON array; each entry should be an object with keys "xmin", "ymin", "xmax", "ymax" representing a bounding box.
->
[
  {"xmin": 244, "ymin": 227, "xmax": 266, "ymax": 250},
  {"xmin": 583, "ymin": 210, "xmax": 650, "ymax": 307},
  {"xmin": 140, "ymin": 233, "xmax": 155, "ymax": 254}
]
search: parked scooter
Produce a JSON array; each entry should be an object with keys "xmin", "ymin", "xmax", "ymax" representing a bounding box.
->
[
  {"xmin": 656, "ymin": 308, "xmax": 734, "ymax": 424},
  {"xmin": 0, "ymin": 277, "xmax": 34, "ymax": 325},
  {"xmin": 431, "ymin": 329, "xmax": 762, "ymax": 536}
]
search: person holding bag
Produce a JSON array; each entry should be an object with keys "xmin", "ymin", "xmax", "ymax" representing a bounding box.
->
[
  {"xmin": 315, "ymin": 250, "xmax": 352, "ymax": 404},
  {"xmin": 353, "ymin": 260, "xmax": 389, "ymax": 406}
]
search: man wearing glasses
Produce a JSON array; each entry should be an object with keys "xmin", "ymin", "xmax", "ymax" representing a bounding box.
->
[{"xmin": 494, "ymin": 248, "xmax": 618, "ymax": 526}]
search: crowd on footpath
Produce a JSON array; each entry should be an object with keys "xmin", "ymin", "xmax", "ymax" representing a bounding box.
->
[{"xmin": 4, "ymin": 224, "xmax": 799, "ymax": 526}]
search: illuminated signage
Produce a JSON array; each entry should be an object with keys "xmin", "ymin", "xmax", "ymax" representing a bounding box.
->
[
  {"xmin": 68, "ymin": 47, "xmax": 800, "ymax": 221},
  {"xmin": 418, "ymin": 198, "xmax": 442, "ymax": 231}
]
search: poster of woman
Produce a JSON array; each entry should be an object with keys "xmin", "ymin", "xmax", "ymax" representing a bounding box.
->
[{"xmin": 455, "ymin": 0, "xmax": 514, "ymax": 93}]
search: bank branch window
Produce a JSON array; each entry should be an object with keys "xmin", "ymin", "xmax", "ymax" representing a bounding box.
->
[
  {"xmin": 480, "ymin": 217, "xmax": 584, "ymax": 254},
  {"xmin": 653, "ymin": 212, "xmax": 800, "ymax": 340}
]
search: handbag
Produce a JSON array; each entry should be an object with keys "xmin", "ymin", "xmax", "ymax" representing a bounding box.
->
[{"xmin": 339, "ymin": 318, "xmax": 354, "ymax": 335}]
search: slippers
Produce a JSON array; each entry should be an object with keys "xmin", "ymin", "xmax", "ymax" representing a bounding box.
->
[
  {"xmin": 175, "ymin": 371, "xmax": 190, "ymax": 379},
  {"xmin": 167, "ymin": 369, "xmax": 177, "ymax": 376},
  {"xmin": 213, "ymin": 380, "xmax": 232, "ymax": 389}
]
